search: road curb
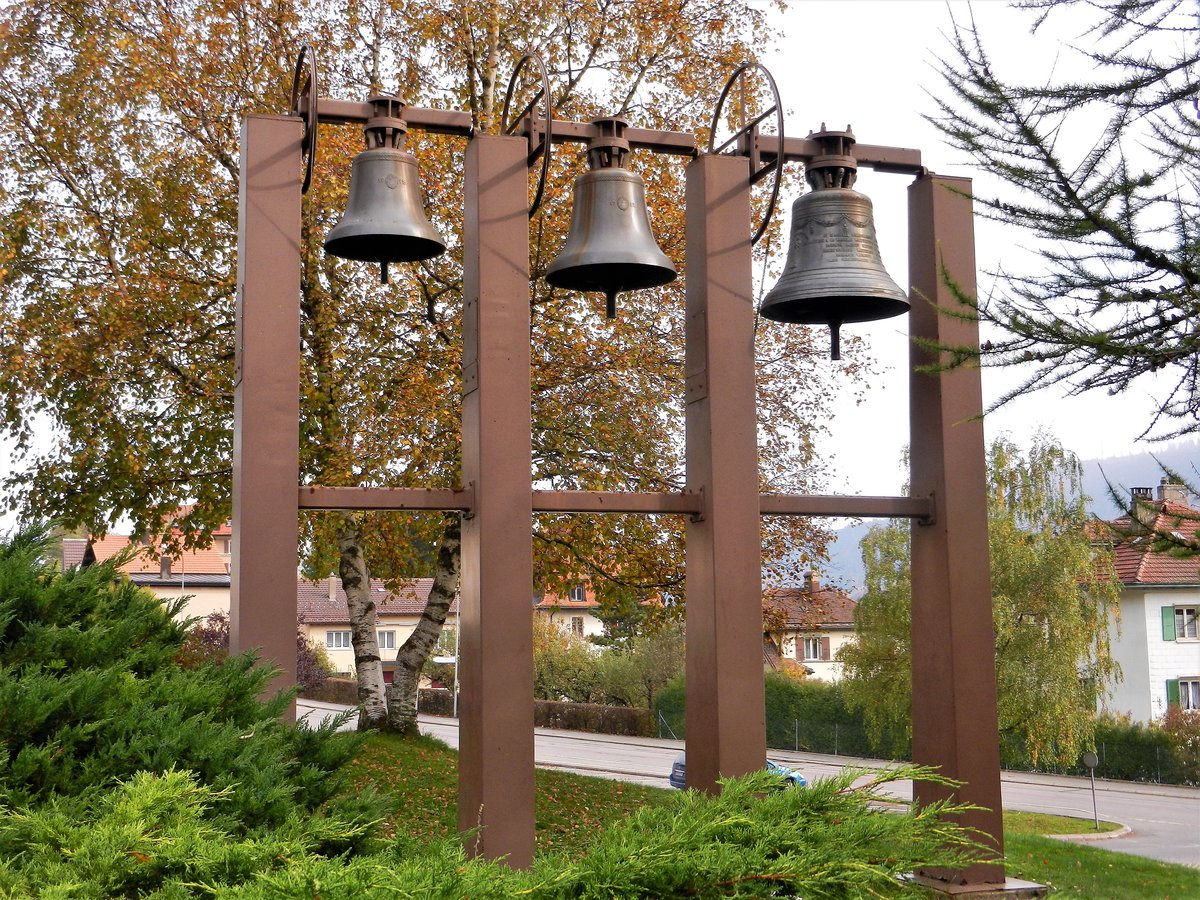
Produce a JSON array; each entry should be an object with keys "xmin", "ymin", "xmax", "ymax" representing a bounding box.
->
[{"xmin": 1044, "ymin": 824, "xmax": 1132, "ymax": 843}]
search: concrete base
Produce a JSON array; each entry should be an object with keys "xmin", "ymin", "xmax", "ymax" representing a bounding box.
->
[{"xmin": 904, "ymin": 874, "xmax": 1048, "ymax": 898}]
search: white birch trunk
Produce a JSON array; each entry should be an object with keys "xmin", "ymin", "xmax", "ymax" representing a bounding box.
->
[
  {"xmin": 386, "ymin": 514, "xmax": 461, "ymax": 734},
  {"xmin": 339, "ymin": 518, "xmax": 388, "ymax": 729}
]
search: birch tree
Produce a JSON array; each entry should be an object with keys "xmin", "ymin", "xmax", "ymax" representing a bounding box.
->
[
  {"xmin": 839, "ymin": 434, "xmax": 1122, "ymax": 766},
  {"xmin": 0, "ymin": 0, "xmax": 856, "ymax": 733}
]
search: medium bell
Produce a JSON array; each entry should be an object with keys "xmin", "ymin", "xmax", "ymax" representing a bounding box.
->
[
  {"xmin": 546, "ymin": 117, "xmax": 676, "ymax": 318},
  {"xmin": 324, "ymin": 95, "xmax": 446, "ymax": 284},
  {"xmin": 759, "ymin": 127, "xmax": 908, "ymax": 360}
]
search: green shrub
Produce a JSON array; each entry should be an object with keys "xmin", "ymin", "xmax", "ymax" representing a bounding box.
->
[
  {"xmin": 0, "ymin": 525, "xmax": 376, "ymax": 835},
  {"xmin": 0, "ymin": 768, "xmax": 381, "ymax": 898},
  {"xmin": 535, "ymin": 699, "xmax": 654, "ymax": 737},
  {"xmin": 654, "ymin": 675, "xmax": 892, "ymax": 757}
]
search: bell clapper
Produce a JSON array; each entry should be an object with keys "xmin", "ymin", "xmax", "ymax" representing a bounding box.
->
[
  {"xmin": 381, "ymin": 261, "xmax": 389, "ymax": 285},
  {"xmin": 606, "ymin": 289, "xmax": 617, "ymax": 319},
  {"xmin": 829, "ymin": 320, "xmax": 841, "ymax": 361}
]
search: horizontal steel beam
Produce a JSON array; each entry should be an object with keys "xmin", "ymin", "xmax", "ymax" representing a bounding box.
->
[
  {"xmin": 297, "ymin": 484, "xmax": 932, "ymax": 522},
  {"xmin": 298, "ymin": 486, "xmax": 474, "ymax": 511},
  {"xmin": 544, "ymin": 119, "xmax": 697, "ymax": 156},
  {"xmin": 755, "ymin": 134, "xmax": 924, "ymax": 174},
  {"xmin": 760, "ymin": 493, "xmax": 934, "ymax": 522},
  {"xmin": 532, "ymin": 489, "xmax": 702, "ymax": 515},
  {"xmin": 314, "ymin": 99, "xmax": 475, "ymax": 136}
]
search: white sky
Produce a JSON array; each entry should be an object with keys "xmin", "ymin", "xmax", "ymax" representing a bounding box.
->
[{"xmin": 762, "ymin": 0, "xmax": 1180, "ymax": 496}]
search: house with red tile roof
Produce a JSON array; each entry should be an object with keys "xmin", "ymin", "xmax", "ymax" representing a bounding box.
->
[
  {"xmin": 763, "ymin": 571, "xmax": 857, "ymax": 682},
  {"xmin": 60, "ymin": 524, "xmax": 602, "ymax": 678},
  {"xmin": 1097, "ymin": 478, "xmax": 1200, "ymax": 722},
  {"xmin": 62, "ymin": 523, "xmax": 233, "ymax": 621}
]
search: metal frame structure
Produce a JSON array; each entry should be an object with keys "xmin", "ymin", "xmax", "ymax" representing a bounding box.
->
[{"xmin": 232, "ymin": 66, "xmax": 1016, "ymax": 890}]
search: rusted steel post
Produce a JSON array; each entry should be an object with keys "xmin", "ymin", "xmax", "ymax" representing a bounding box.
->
[
  {"xmin": 908, "ymin": 173, "xmax": 1006, "ymax": 886},
  {"xmin": 683, "ymin": 153, "xmax": 767, "ymax": 792},
  {"xmin": 231, "ymin": 115, "xmax": 303, "ymax": 716},
  {"xmin": 458, "ymin": 134, "xmax": 536, "ymax": 867}
]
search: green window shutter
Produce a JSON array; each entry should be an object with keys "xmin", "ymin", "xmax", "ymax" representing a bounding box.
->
[
  {"xmin": 1162, "ymin": 606, "xmax": 1177, "ymax": 641},
  {"xmin": 1166, "ymin": 679, "xmax": 1181, "ymax": 708}
]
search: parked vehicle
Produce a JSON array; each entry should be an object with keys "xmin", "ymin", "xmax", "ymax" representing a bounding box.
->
[{"xmin": 668, "ymin": 752, "xmax": 807, "ymax": 790}]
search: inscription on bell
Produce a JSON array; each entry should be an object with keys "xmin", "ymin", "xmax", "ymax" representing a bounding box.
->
[{"xmin": 797, "ymin": 216, "xmax": 875, "ymax": 262}]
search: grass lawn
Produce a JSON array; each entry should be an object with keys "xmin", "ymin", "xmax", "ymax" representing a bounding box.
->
[{"xmin": 347, "ymin": 732, "xmax": 1200, "ymax": 898}]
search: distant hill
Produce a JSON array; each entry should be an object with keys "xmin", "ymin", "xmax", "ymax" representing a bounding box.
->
[
  {"xmin": 1078, "ymin": 438, "xmax": 1200, "ymax": 519},
  {"xmin": 816, "ymin": 438, "xmax": 1200, "ymax": 598}
]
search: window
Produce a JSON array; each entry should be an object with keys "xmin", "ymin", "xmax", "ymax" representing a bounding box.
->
[
  {"xmin": 568, "ymin": 585, "xmax": 586, "ymax": 603},
  {"xmin": 378, "ymin": 630, "xmax": 396, "ymax": 650},
  {"xmin": 218, "ymin": 537, "xmax": 231, "ymax": 555},
  {"xmin": 1168, "ymin": 678, "xmax": 1200, "ymax": 710},
  {"xmin": 1177, "ymin": 607, "xmax": 1198, "ymax": 640},
  {"xmin": 802, "ymin": 637, "xmax": 824, "ymax": 661},
  {"xmin": 1164, "ymin": 606, "xmax": 1198, "ymax": 640},
  {"xmin": 570, "ymin": 616, "xmax": 585, "ymax": 636},
  {"xmin": 326, "ymin": 630, "xmax": 352, "ymax": 650}
]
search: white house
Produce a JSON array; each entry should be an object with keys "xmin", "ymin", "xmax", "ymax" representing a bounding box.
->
[
  {"xmin": 1100, "ymin": 479, "xmax": 1200, "ymax": 722},
  {"xmin": 534, "ymin": 583, "xmax": 606, "ymax": 640},
  {"xmin": 763, "ymin": 572, "xmax": 857, "ymax": 682}
]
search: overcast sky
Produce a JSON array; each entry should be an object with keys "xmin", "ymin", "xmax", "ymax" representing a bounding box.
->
[{"xmin": 761, "ymin": 0, "xmax": 1184, "ymax": 497}]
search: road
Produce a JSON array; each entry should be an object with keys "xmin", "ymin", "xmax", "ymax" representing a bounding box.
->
[{"xmin": 298, "ymin": 700, "xmax": 1199, "ymax": 868}]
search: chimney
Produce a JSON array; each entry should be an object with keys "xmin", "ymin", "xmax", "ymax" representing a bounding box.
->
[
  {"xmin": 1157, "ymin": 477, "xmax": 1189, "ymax": 507},
  {"xmin": 328, "ymin": 572, "xmax": 337, "ymax": 602},
  {"xmin": 806, "ymin": 570, "xmax": 820, "ymax": 593}
]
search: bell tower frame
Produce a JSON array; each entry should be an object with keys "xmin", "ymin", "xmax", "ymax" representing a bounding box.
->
[{"xmin": 232, "ymin": 63, "xmax": 1024, "ymax": 893}]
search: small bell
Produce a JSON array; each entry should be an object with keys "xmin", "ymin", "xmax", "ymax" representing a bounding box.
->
[
  {"xmin": 759, "ymin": 126, "xmax": 908, "ymax": 360},
  {"xmin": 546, "ymin": 117, "xmax": 677, "ymax": 318},
  {"xmin": 324, "ymin": 95, "xmax": 446, "ymax": 284}
]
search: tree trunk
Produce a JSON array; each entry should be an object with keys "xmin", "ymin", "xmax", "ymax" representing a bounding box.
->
[
  {"xmin": 339, "ymin": 516, "xmax": 388, "ymax": 729},
  {"xmin": 385, "ymin": 514, "xmax": 462, "ymax": 735}
]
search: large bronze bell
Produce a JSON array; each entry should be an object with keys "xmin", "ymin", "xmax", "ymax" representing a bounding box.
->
[
  {"xmin": 324, "ymin": 95, "xmax": 446, "ymax": 284},
  {"xmin": 546, "ymin": 117, "xmax": 677, "ymax": 318},
  {"xmin": 759, "ymin": 127, "xmax": 908, "ymax": 360}
]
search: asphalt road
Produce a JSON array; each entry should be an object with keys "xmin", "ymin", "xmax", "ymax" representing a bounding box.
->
[{"xmin": 297, "ymin": 700, "xmax": 1199, "ymax": 868}]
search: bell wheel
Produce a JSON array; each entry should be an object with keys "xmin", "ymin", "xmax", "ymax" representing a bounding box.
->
[
  {"xmin": 501, "ymin": 54, "xmax": 553, "ymax": 218},
  {"xmin": 290, "ymin": 43, "xmax": 318, "ymax": 195},
  {"xmin": 708, "ymin": 62, "xmax": 784, "ymax": 246}
]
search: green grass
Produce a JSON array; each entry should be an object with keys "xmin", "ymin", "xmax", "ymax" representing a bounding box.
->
[
  {"xmin": 1004, "ymin": 810, "xmax": 1123, "ymax": 835},
  {"xmin": 1004, "ymin": 833, "xmax": 1200, "ymax": 899},
  {"xmin": 345, "ymin": 732, "xmax": 1200, "ymax": 897},
  {"xmin": 346, "ymin": 732, "xmax": 670, "ymax": 854}
]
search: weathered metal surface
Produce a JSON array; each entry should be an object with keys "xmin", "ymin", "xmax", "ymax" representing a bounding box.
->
[
  {"xmin": 683, "ymin": 152, "xmax": 767, "ymax": 793},
  {"xmin": 546, "ymin": 117, "xmax": 677, "ymax": 317},
  {"xmin": 231, "ymin": 115, "xmax": 303, "ymax": 717},
  {"xmin": 759, "ymin": 128, "xmax": 909, "ymax": 360},
  {"xmin": 457, "ymin": 135, "xmax": 536, "ymax": 869},
  {"xmin": 908, "ymin": 173, "xmax": 1006, "ymax": 887}
]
